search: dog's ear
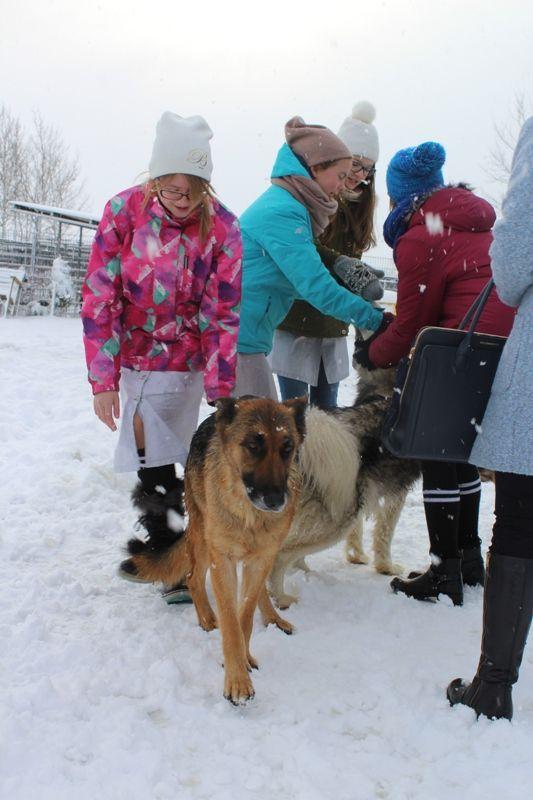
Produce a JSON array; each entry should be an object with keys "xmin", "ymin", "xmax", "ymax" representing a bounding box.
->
[
  {"xmin": 215, "ymin": 397, "xmax": 238, "ymax": 426},
  {"xmin": 281, "ymin": 396, "xmax": 307, "ymax": 440}
]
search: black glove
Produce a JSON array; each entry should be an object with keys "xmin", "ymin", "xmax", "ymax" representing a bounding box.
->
[
  {"xmin": 353, "ymin": 312, "xmax": 396, "ymax": 371},
  {"xmin": 353, "ymin": 338, "xmax": 376, "ymax": 370}
]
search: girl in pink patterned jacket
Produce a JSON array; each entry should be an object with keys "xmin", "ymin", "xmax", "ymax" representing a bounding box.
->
[{"xmin": 81, "ymin": 112, "xmax": 242, "ymax": 601}]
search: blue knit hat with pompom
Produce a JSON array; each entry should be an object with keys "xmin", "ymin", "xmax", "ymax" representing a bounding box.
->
[{"xmin": 386, "ymin": 141, "xmax": 446, "ymax": 203}]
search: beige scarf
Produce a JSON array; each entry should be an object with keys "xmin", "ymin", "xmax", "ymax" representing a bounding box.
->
[{"xmin": 272, "ymin": 175, "xmax": 338, "ymax": 236}]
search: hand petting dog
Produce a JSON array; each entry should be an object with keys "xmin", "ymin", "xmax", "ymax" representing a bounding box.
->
[{"xmin": 353, "ymin": 312, "xmax": 395, "ymax": 371}]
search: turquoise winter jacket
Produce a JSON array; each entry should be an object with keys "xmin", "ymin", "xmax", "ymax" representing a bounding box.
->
[{"xmin": 237, "ymin": 143, "xmax": 383, "ymax": 354}]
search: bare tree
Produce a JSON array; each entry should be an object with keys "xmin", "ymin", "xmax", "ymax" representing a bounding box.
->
[
  {"xmin": 25, "ymin": 111, "xmax": 88, "ymax": 211},
  {"xmin": 485, "ymin": 93, "xmax": 531, "ymax": 208},
  {"xmin": 0, "ymin": 106, "xmax": 28, "ymax": 237},
  {"xmin": 0, "ymin": 105, "xmax": 87, "ymax": 237}
]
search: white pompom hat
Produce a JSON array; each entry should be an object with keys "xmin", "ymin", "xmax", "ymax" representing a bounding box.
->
[
  {"xmin": 149, "ymin": 111, "xmax": 213, "ymax": 181},
  {"xmin": 337, "ymin": 101, "xmax": 379, "ymax": 163}
]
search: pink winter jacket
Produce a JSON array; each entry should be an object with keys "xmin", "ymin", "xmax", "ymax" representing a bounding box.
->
[{"xmin": 81, "ymin": 186, "xmax": 242, "ymax": 402}]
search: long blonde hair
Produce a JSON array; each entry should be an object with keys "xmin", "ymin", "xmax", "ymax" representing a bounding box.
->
[{"xmin": 142, "ymin": 174, "xmax": 217, "ymax": 244}]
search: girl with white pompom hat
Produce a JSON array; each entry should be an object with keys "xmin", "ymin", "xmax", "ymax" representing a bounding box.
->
[{"xmin": 272, "ymin": 101, "xmax": 384, "ymax": 410}]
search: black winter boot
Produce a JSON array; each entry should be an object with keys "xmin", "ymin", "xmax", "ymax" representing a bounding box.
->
[
  {"xmin": 461, "ymin": 545, "xmax": 485, "ymax": 587},
  {"xmin": 131, "ymin": 482, "xmax": 185, "ymax": 549},
  {"xmin": 447, "ymin": 553, "xmax": 533, "ymax": 720},
  {"xmin": 391, "ymin": 558, "xmax": 463, "ymax": 605},
  {"xmin": 118, "ymin": 481, "xmax": 185, "ymax": 582},
  {"xmin": 408, "ymin": 545, "xmax": 485, "ymax": 588}
]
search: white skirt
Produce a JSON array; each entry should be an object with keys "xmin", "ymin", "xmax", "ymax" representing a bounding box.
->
[
  {"xmin": 271, "ymin": 330, "xmax": 349, "ymax": 385},
  {"xmin": 233, "ymin": 353, "xmax": 279, "ymax": 400},
  {"xmin": 113, "ymin": 369, "xmax": 203, "ymax": 473}
]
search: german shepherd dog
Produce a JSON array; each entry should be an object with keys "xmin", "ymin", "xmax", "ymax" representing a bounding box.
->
[
  {"xmin": 268, "ymin": 364, "xmax": 421, "ymax": 609},
  {"xmin": 125, "ymin": 396, "xmax": 307, "ymax": 705}
]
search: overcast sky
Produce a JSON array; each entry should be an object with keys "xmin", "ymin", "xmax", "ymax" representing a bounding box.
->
[{"xmin": 2, "ymin": 0, "xmax": 532, "ymax": 253}]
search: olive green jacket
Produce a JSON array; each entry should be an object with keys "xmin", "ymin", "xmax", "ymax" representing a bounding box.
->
[{"xmin": 277, "ymin": 199, "xmax": 362, "ymax": 338}]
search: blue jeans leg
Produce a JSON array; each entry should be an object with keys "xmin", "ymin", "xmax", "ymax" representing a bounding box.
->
[
  {"xmin": 312, "ymin": 360, "xmax": 339, "ymax": 410},
  {"xmin": 277, "ymin": 374, "xmax": 308, "ymax": 401},
  {"xmin": 278, "ymin": 361, "xmax": 339, "ymax": 410}
]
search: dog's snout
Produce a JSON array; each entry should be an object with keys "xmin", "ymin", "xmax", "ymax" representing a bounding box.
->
[
  {"xmin": 262, "ymin": 490, "xmax": 286, "ymax": 511},
  {"xmin": 244, "ymin": 478, "xmax": 288, "ymax": 513}
]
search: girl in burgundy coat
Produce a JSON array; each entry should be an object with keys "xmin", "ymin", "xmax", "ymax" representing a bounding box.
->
[{"xmin": 354, "ymin": 141, "xmax": 515, "ymax": 606}]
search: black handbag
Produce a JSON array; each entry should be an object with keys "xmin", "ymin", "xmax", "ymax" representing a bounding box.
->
[{"xmin": 381, "ymin": 280, "xmax": 507, "ymax": 462}]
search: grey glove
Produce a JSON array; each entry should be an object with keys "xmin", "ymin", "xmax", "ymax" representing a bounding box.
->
[
  {"xmin": 365, "ymin": 264, "xmax": 385, "ymax": 279},
  {"xmin": 332, "ymin": 256, "xmax": 384, "ymax": 301}
]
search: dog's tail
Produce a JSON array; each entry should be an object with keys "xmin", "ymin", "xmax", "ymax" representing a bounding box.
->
[
  {"xmin": 122, "ymin": 534, "xmax": 190, "ymax": 584},
  {"xmin": 122, "ymin": 533, "xmax": 189, "ymax": 585}
]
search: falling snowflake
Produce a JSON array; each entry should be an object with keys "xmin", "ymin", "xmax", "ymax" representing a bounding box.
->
[
  {"xmin": 167, "ymin": 509, "xmax": 184, "ymax": 532},
  {"xmin": 425, "ymin": 212, "xmax": 444, "ymax": 235}
]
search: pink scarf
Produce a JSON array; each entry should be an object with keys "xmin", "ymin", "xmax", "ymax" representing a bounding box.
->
[{"xmin": 272, "ymin": 175, "xmax": 338, "ymax": 236}]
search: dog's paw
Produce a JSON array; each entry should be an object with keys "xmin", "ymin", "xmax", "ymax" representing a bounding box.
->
[
  {"xmin": 275, "ymin": 616, "xmax": 294, "ymax": 635},
  {"xmin": 224, "ymin": 672, "xmax": 255, "ymax": 706},
  {"xmin": 247, "ymin": 653, "xmax": 259, "ymax": 671},
  {"xmin": 375, "ymin": 561, "xmax": 403, "ymax": 576},
  {"xmin": 260, "ymin": 608, "xmax": 294, "ymax": 634},
  {"xmin": 199, "ymin": 613, "xmax": 218, "ymax": 632},
  {"xmin": 275, "ymin": 593, "xmax": 298, "ymax": 610},
  {"xmin": 346, "ymin": 550, "xmax": 369, "ymax": 565}
]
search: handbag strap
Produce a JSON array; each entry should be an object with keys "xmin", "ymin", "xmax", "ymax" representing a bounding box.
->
[
  {"xmin": 455, "ymin": 279, "xmax": 496, "ymax": 370},
  {"xmin": 458, "ymin": 279, "xmax": 495, "ymax": 332}
]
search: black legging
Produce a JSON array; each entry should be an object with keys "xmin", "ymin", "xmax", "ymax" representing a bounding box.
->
[
  {"xmin": 491, "ymin": 472, "xmax": 533, "ymax": 559},
  {"xmin": 421, "ymin": 461, "xmax": 481, "ymax": 559}
]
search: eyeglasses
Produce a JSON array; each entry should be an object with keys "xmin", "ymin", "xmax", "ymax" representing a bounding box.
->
[
  {"xmin": 154, "ymin": 181, "xmax": 191, "ymax": 201},
  {"xmin": 158, "ymin": 187, "xmax": 190, "ymax": 201},
  {"xmin": 350, "ymin": 160, "xmax": 376, "ymax": 179}
]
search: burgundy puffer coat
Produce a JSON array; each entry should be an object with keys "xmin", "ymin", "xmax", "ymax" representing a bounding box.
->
[{"xmin": 369, "ymin": 186, "xmax": 515, "ymax": 368}]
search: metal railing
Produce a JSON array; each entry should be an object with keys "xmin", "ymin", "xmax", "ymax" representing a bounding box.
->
[
  {"xmin": 365, "ymin": 254, "xmax": 397, "ymax": 290},
  {"xmin": 0, "ymin": 234, "xmax": 93, "ymax": 315}
]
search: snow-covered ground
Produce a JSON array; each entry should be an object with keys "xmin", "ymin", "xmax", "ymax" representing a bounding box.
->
[{"xmin": 1, "ymin": 317, "xmax": 531, "ymax": 800}]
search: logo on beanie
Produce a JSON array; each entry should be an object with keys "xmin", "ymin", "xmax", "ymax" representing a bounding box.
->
[{"xmin": 187, "ymin": 149, "xmax": 208, "ymax": 169}]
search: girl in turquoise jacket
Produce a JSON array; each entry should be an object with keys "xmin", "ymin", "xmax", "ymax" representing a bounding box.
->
[{"xmin": 235, "ymin": 116, "xmax": 383, "ymax": 398}]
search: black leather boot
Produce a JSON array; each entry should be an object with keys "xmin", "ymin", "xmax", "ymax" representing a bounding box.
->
[
  {"xmin": 408, "ymin": 545, "xmax": 485, "ymax": 588},
  {"xmin": 447, "ymin": 553, "xmax": 533, "ymax": 720},
  {"xmin": 391, "ymin": 558, "xmax": 463, "ymax": 605}
]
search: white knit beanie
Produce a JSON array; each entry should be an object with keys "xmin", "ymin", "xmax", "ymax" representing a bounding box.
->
[
  {"xmin": 148, "ymin": 112, "xmax": 213, "ymax": 181},
  {"xmin": 337, "ymin": 101, "xmax": 379, "ymax": 163}
]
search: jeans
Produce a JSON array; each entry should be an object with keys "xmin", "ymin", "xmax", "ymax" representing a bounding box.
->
[{"xmin": 277, "ymin": 360, "xmax": 339, "ymax": 410}]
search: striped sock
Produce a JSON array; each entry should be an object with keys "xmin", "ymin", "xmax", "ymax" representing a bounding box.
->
[
  {"xmin": 423, "ymin": 488, "xmax": 461, "ymax": 559},
  {"xmin": 458, "ymin": 478, "xmax": 482, "ymax": 549}
]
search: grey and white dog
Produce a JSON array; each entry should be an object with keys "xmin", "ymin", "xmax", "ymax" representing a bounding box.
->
[{"xmin": 268, "ymin": 362, "xmax": 421, "ymax": 609}]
